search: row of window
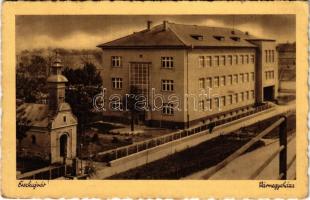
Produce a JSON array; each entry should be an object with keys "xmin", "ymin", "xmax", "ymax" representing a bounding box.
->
[
  {"xmin": 265, "ymin": 50, "xmax": 275, "ymax": 63},
  {"xmin": 111, "ymin": 54, "xmax": 256, "ymax": 69},
  {"xmin": 199, "ymin": 54, "xmax": 255, "ymax": 68},
  {"xmin": 265, "ymin": 70, "xmax": 275, "ymax": 80},
  {"xmin": 198, "ymin": 90, "xmax": 255, "ymax": 111},
  {"xmin": 111, "ymin": 56, "xmax": 175, "ymax": 69},
  {"xmin": 198, "ymin": 72, "xmax": 255, "ymax": 89},
  {"xmin": 110, "ymin": 89, "xmax": 255, "ymax": 114}
]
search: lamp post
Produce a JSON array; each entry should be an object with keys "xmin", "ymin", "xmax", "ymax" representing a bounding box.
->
[{"xmin": 80, "ymin": 143, "xmax": 83, "ymax": 175}]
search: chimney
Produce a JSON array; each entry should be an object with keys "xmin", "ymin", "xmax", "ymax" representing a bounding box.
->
[
  {"xmin": 245, "ymin": 31, "xmax": 249, "ymax": 35},
  {"xmin": 163, "ymin": 20, "xmax": 168, "ymax": 31},
  {"xmin": 147, "ymin": 20, "xmax": 152, "ymax": 30}
]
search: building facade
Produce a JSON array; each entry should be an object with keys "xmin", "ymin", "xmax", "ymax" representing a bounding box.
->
[
  {"xmin": 17, "ymin": 57, "xmax": 78, "ymax": 164},
  {"xmin": 97, "ymin": 21, "xmax": 278, "ymax": 128},
  {"xmin": 277, "ymin": 42, "xmax": 296, "ymax": 81}
]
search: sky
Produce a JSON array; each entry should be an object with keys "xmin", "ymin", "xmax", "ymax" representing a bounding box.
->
[{"xmin": 16, "ymin": 15, "xmax": 295, "ymax": 52}]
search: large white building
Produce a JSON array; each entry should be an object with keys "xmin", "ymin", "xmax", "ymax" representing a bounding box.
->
[{"xmin": 97, "ymin": 21, "xmax": 278, "ymax": 128}]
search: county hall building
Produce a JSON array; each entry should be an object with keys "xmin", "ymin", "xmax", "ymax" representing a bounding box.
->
[{"xmin": 97, "ymin": 21, "xmax": 278, "ymax": 129}]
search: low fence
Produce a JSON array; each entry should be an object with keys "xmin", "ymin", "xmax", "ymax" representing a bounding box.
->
[
  {"xmin": 95, "ymin": 103, "xmax": 273, "ymax": 163},
  {"xmin": 17, "ymin": 165, "xmax": 71, "ymax": 180},
  {"xmin": 202, "ymin": 114, "xmax": 294, "ymax": 180}
]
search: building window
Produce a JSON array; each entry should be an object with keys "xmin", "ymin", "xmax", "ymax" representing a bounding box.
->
[
  {"xmin": 251, "ymin": 55, "xmax": 255, "ymax": 64},
  {"xmin": 220, "ymin": 76, "xmax": 226, "ymax": 86},
  {"xmin": 251, "ymin": 72, "xmax": 255, "ymax": 81},
  {"xmin": 63, "ymin": 116, "xmax": 67, "ymax": 122},
  {"xmin": 31, "ymin": 135, "xmax": 36, "ymax": 145},
  {"xmin": 220, "ymin": 56, "xmax": 226, "ymax": 66},
  {"xmin": 234, "ymin": 55, "xmax": 238, "ymax": 64},
  {"xmin": 269, "ymin": 50, "xmax": 272, "ymax": 63},
  {"xmin": 161, "ymin": 57, "xmax": 174, "ymax": 68},
  {"xmin": 272, "ymin": 50, "xmax": 275, "ymax": 62},
  {"xmin": 111, "ymin": 101, "xmax": 123, "ymax": 111},
  {"xmin": 240, "ymin": 92, "xmax": 244, "ymax": 101},
  {"xmin": 206, "ymin": 77, "xmax": 212, "ymax": 88},
  {"xmin": 206, "ymin": 99, "xmax": 212, "ymax": 110},
  {"xmin": 198, "ymin": 100, "xmax": 205, "ymax": 111},
  {"xmin": 227, "ymin": 55, "xmax": 233, "ymax": 65},
  {"xmin": 199, "ymin": 78, "xmax": 205, "ymax": 89},
  {"xmin": 245, "ymin": 55, "xmax": 249, "ymax": 64},
  {"xmin": 265, "ymin": 50, "xmax": 268, "ymax": 62},
  {"xmin": 206, "ymin": 56, "xmax": 212, "ymax": 67},
  {"xmin": 227, "ymin": 75, "xmax": 232, "ymax": 85},
  {"xmin": 162, "ymin": 80, "xmax": 174, "ymax": 91},
  {"xmin": 251, "ymin": 90, "xmax": 255, "ymax": 99},
  {"xmin": 214, "ymin": 97, "xmax": 220, "ymax": 109},
  {"xmin": 199, "ymin": 56, "xmax": 205, "ymax": 68},
  {"xmin": 214, "ymin": 76, "xmax": 219, "ymax": 87},
  {"xmin": 233, "ymin": 74, "xmax": 238, "ymax": 84},
  {"xmin": 221, "ymin": 96, "xmax": 226, "ymax": 107},
  {"xmin": 191, "ymin": 34, "xmax": 203, "ymax": 40},
  {"xmin": 246, "ymin": 91, "xmax": 250, "ymax": 100},
  {"xmin": 214, "ymin": 56, "xmax": 220, "ymax": 66},
  {"xmin": 240, "ymin": 55, "xmax": 244, "ymax": 64},
  {"xmin": 162, "ymin": 103, "xmax": 174, "ymax": 115},
  {"xmin": 228, "ymin": 95, "xmax": 232, "ymax": 105},
  {"xmin": 240, "ymin": 73, "xmax": 244, "ymax": 83},
  {"xmin": 233, "ymin": 93, "xmax": 238, "ymax": 103},
  {"xmin": 112, "ymin": 78, "xmax": 123, "ymax": 89},
  {"xmin": 245, "ymin": 73, "xmax": 249, "ymax": 82},
  {"xmin": 111, "ymin": 56, "xmax": 122, "ymax": 67}
]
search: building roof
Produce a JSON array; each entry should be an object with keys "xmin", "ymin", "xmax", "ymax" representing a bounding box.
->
[
  {"xmin": 97, "ymin": 21, "xmax": 260, "ymax": 49},
  {"xmin": 277, "ymin": 42, "xmax": 296, "ymax": 52},
  {"xmin": 47, "ymin": 74, "xmax": 68, "ymax": 83},
  {"xmin": 16, "ymin": 103, "xmax": 49, "ymax": 128}
]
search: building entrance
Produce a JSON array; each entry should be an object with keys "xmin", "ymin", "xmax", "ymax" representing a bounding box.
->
[
  {"xmin": 263, "ymin": 86, "xmax": 275, "ymax": 101},
  {"xmin": 129, "ymin": 62, "xmax": 151, "ymax": 122}
]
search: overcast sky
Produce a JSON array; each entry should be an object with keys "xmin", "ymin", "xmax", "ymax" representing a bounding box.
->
[{"xmin": 16, "ymin": 15, "xmax": 295, "ymax": 52}]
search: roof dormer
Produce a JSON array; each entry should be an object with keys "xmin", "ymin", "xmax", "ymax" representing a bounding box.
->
[{"xmin": 191, "ymin": 34, "xmax": 204, "ymax": 41}]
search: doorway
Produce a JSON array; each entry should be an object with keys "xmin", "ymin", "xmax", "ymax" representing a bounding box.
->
[
  {"xmin": 263, "ymin": 86, "xmax": 275, "ymax": 101},
  {"xmin": 59, "ymin": 134, "xmax": 68, "ymax": 157}
]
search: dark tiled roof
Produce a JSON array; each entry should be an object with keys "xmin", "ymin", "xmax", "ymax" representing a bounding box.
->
[
  {"xmin": 277, "ymin": 43, "xmax": 296, "ymax": 52},
  {"xmin": 98, "ymin": 22, "xmax": 259, "ymax": 49},
  {"xmin": 98, "ymin": 24, "xmax": 185, "ymax": 48},
  {"xmin": 16, "ymin": 103, "xmax": 49, "ymax": 128}
]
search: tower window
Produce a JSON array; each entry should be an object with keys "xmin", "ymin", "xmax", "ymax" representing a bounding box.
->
[
  {"xmin": 63, "ymin": 116, "xmax": 67, "ymax": 122},
  {"xmin": 31, "ymin": 135, "xmax": 36, "ymax": 145}
]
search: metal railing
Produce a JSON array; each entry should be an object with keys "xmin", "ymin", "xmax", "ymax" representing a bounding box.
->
[
  {"xmin": 17, "ymin": 165, "xmax": 71, "ymax": 180},
  {"xmin": 95, "ymin": 103, "xmax": 273, "ymax": 163},
  {"xmin": 201, "ymin": 114, "xmax": 295, "ymax": 180}
]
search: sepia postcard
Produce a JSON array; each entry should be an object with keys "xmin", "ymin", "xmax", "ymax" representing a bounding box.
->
[{"xmin": 1, "ymin": 1, "xmax": 309, "ymax": 198}]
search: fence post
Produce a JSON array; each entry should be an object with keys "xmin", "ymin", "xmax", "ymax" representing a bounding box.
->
[{"xmin": 279, "ymin": 116, "xmax": 287, "ymax": 180}]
